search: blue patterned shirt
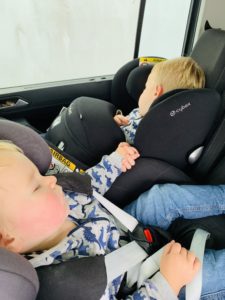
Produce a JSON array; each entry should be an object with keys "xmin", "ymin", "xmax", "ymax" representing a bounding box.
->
[
  {"xmin": 28, "ymin": 152, "xmax": 177, "ymax": 300},
  {"xmin": 120, "ymin": 108, "xmax": 142, "ymax": 144}
]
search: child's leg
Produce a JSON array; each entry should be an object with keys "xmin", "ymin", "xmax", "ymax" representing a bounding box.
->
[
  {"xmin": 178, "ymin": 249, "xmax": 225, "ymax": 299},
  {"xmin": 124, "ymin": 184, "xmax": 225, "ymax": 230}
]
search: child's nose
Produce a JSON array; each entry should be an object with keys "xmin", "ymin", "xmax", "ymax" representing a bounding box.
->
[{"xmin": 45, "ymin": 175, "xmax": 57, "ymax": 188}]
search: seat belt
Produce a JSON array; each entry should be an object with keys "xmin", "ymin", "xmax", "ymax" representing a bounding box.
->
[
  {"xmin": 93, "ymin": 190, "xmax": 138, "ymax": 232},
  {"xmin": 186, "ymin": 229, "xmax": 210, "ymax": 300},
  {"xmin": 94, "ymin": 190, "xmax": 209, "ymax": 299}
]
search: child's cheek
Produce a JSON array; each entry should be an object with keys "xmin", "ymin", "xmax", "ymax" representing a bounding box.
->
[{"xmin": 18, "ymin": 193, "xmax": 68, "ymax": 238}]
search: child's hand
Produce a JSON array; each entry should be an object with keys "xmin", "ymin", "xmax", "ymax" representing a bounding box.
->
[
  {"xmin": 116, "ymin": 142, "xmax": 140, "ymax": 172},
  {"xmin": 114, "ymin": 114, "xmax": 130, "ymax": 126},
  {"xmin": 160, "ymin": 241, "xmax": 201, "ymax": 296}
]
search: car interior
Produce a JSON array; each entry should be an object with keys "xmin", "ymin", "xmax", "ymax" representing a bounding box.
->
[{"xmin": 0, "ymin": 24, "xmax": 225, "ymax": 299}]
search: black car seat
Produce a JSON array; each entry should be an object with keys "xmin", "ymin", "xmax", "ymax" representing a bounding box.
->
[
  {"xmin": 46, "ymin": 86, "xmax": 221, "ymax": 207},
  {"xmin": 188, "ymin": 28, "xmax": 225, "ymax": 182},
  {"xmin": 45, "ymin": 29, "xmax": 225, "ymax": 207}
]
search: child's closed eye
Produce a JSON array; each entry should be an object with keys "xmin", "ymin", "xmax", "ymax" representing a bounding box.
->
[{"xmin": 33, "ymin": 185, "xmax": 40, "ymax": 192}]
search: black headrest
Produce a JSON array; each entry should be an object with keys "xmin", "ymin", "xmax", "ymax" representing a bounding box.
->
[
  {"xmin": 126, "ymin": 65, "xmax": 153, "ymax": 102},
  {"xmin": 111, "ymin": 58, "xmax": 139, "ymax": 114},
  {"xmin": 191, "ymin": 29, "xmax": 225, "ymax": 92},
  {"xmin": 0, "ymin": 119, "xmax": 51, "ymax": 174},
  {"xmin": 111, "ymin": 57, "xmax": 165, "ymax": 114},
  {"xmin": 45, "ymin": 97, "xmax": 125, "ymax": 167},
  {"xmin": 134, "ymin": 88, "xmax": 221, "ymax": 170}
]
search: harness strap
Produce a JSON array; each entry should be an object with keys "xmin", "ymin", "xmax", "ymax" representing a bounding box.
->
[
  {"xmin": 186, "ymin": 229, "xmax": 210, "ymax": 300},
  {"xmin": 105, "ymin": 241, "xmax": 148, "ymax": 284},
  {"xmin": 95, "ymin": 190, "xmax": 209, "ymax": 299},
  {"xmin": 93, "ymin": 190, "xmax": 138, "ymax": 232}
]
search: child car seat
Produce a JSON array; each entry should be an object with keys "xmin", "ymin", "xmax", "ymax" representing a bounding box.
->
[
  {"xmin": 188, "ymin": 28, "xmax": 225, "ymax": 182},
  {"xmin": 45, "ymin": 97, "xmax": 125, "ymax": 166},
  {"xmin": 46, "ymin": 86, "xmax": 221, "ymax": 207},
  {"xmin": 45, "ymin": 28, "xmax": 225, "ymax": 205},
  {"xmin": 46, "ymin": 63, "xmax": 222, "ymax": 206},
  {"xmin": 0, "ymin": 119, "xmax": 48, "ymax": 300}
]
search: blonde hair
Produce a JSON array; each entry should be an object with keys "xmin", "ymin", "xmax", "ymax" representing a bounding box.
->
[
  {"xmin": 152, "ymin": 57, "xmax": 205, "ymax": 93},
  {"xmin": 0, "ymin": 140, "xmax": 23, "ymax": 153}
]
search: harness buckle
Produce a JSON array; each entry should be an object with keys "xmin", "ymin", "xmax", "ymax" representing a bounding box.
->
[{"xmin": 128, "ymin": 223, "xmax": 172, "ymax": 255}]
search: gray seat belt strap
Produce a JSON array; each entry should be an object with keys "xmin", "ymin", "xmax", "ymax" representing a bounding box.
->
[
  {"xmin": 186, "ymin": 229, "xmax": 210, "ymax": 300},
  {"xmin": 93, "ymin": 190, "xmax": 138, "ymax": 232},
  {"xmin": 94, "ymin": 190, "xmax": 210, "ymax": 300},
  {"xmin": 137, "ymin": 247, "xmax": 164, "ymax": 287},
  {"xmin": 93, "ymin": 191, "xmax": 146, "ymax": 286},
  {"xmin": 105, "ymin": 241, "xmax": 148, "ymax": 284}
]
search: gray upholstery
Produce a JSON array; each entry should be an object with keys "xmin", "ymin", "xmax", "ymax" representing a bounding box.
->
[
  {"xmin": 0, "ymin": 119, "xmax": 51, "ymax": 174},
  {"xmin": 191, "ymin": 28, "xmax": 225, "ymax": 92},
  {"xmin": 0, "ymin": 119, "xmax": 53, "ymax": 299},
  {"xmin": 0, "ymin": 248, "xmax": 39, "ymax": 300}
]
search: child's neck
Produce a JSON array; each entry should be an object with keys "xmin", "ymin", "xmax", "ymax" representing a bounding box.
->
[{"xmin": 25, "ymin": 219, "xmax": 76, "ymax": 253}]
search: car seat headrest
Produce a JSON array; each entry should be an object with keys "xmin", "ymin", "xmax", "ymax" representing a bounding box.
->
[
  {"xmin": 0, "ymin": 119, "xmax": 52, "ymax": 174},
  {"xmin": 134, "ymin": 88, "xmax": 221, "ymax": 170},
  {"xmin": 0, "ymin": 248, "xmax": 39, "ymax": 300},
  {"xmin": 126, "ymin": 64, "xmax": 153, "ymax": 103},
  {"xmin": 111, "ymin": 57, "xmax": 166, "ymax": 114},
  {"xmin": 191, "ymin": 29, "xmax": 225, "ymax": 92},
  {"xmin": 45, "ymin": 97, "xmax": 125, "ymax": 167}
]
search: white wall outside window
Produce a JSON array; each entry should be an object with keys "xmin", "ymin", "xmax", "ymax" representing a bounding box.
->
[
  {"xmin": 139, "ymin": 0, "xmax": 192, "ymax": 59},
  {"xmin": 0, "ymin": 0, "xmax": 193, "ymax": 90},
  {"xmin": 0, "ymin": 0, "xmax": 139, "ymax": 89}
]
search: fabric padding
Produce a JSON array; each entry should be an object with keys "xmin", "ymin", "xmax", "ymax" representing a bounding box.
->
[
  {"xmin": 134, "ymin": 89, "xmax": 221, "ymax": 170},
  {"xmin": 105, "ymin": 157, "xmax": 193, "ymax": 207},
  {"xmin": 0, "ymin": 248, "xmax": 39, "ymax": 300},
  {"xmin": 46, "ymin": 97, "xmax": 125, "ymax": 166},
  {"xmin": 0, "ymin": 119, "xmax": 51, "ymax": 174},
  {"xmin": 126, "ymin": 65, "xmax": 153, "ymax": 103},
  {"xmin": 191, "ymin": 29, "xmax": 225, "ymax": 92},
  {"xmin": 111, "ymin": 58, "xmax": 139, "ymax": 114},
  {"xmin": 169, "ymin": 215, "xmax": 225, "ymax": 250},
  {"xmin": 36, "ymin": 256, "xmax": 106, "ymax": 300}
]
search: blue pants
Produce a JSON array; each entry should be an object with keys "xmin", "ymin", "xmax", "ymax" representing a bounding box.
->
[{"xmin": 124, "ymin": 184, "xmax": 225, "ymax": 300}]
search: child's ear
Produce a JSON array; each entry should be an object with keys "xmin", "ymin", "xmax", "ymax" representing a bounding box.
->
[
  {"xmin": 0, "ymin": 232, "xmax": 16, "ymax": 251},
  {"xmin": 155, "ymin": 85, "xmax": 164, "ymax": 97}
]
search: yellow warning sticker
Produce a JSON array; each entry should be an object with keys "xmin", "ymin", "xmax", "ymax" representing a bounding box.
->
[
  {"xmin": 139, "ymin": 57, "xmax": 167, "ymax": 64},
  {"xmin": 49, "ymin": 147, "xmax": 76, "ymax": 171}
]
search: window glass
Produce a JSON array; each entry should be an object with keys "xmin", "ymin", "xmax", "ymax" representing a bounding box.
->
[
  {"xmin": 139, "ymin": 0, "xmax": 192, "ymax": 59},
  {"xmin": 0, "ymin": 0, "xmax": 140, "ymax": 89}
]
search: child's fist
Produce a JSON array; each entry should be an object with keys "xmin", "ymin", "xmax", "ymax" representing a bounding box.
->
[
  {"xmin": 116, "ymin": 142, "xmax": 140, "ymax": 172},
  {"xmin": 160, "ymin": 241, "xmax": 201, "ymax": 295},
  {"xmin": 114, "ymin": 114, "xmax": 129, "ymax": 126}
]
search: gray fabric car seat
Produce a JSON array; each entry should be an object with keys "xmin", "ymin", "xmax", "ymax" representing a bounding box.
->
[
  {"xmin": 0, "ymin": 248, "xmax": 39, "ymax": 300},
  {"xmin": 0, "ymin": 119, "xmax": 52, "ymax": 299},
  {"xmin": 188, "ymin": 28, "xmax": 225, "ymax": 181}
]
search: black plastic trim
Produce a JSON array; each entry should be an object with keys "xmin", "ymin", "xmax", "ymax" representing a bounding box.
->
[
  {"xmin": 134, "ymin": 0, "xmax": 146, "ymax": 58},
  {"xmin": 182, "ymin": 0, "xmax": 202, "ymax": 56}
]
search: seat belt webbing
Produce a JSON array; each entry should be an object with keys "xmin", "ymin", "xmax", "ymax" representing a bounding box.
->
[
  {"xmin": 94, "ymin": 190, "xmax": 208, "ymax": 299},
  {"xmin": 186, "ymin": 229, "xmax": 210, "ymax": 300},
  {"xmin": 93, "ymin": 190, "xmax": 138, "ymax": 232},
  {"xmin": 105, "ymin": 241, "xmax": 148, "ymax": 284}
]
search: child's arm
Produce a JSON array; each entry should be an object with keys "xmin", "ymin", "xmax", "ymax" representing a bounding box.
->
[
  {"xmin": 86, "ymin": 142, "xmax": 139, "ymax": 195},
  {"xmin": 114, "ymin": 109, "xmax": 142, "ymax": 145},
  {"xmin": 127, "ymin": 241, "xmax": 200, "ymax": 299}
]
